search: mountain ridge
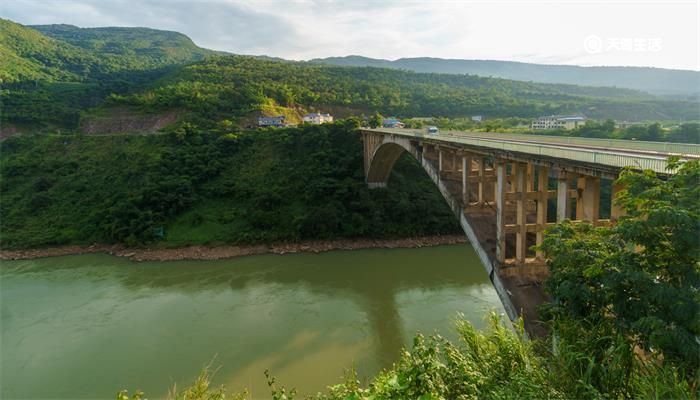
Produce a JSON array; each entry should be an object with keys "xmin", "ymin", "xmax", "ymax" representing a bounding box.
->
[
  {"xmin": 311, "ymin": 55, "xmax": 700, "ymax": 96},
  {"xmin": 2, "ymin": 18, "xmax": 698, "ymax": 131}
]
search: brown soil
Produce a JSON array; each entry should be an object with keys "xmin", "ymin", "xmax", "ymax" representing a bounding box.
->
[
  {"xmin": 0, "ymin": 124, "xmax": 20, "ymax": 139},
  {"xmin": 0, "ymin": 235, "xmax": 468, "ymax": 262},
  {"xmin": 80, "ymin": 108, "xmax": 179, "ymax": 134}
]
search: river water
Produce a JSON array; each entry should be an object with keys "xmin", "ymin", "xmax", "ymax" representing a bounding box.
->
[{"xmin": 1, "ymin": 244, "xmax": 504, "ymax": 399}]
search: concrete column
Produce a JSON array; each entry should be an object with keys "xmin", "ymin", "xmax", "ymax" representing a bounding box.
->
[
  {"xmin": 526, "ymin": 163, "xmax": 535, "ymax": 192},
  {"xmin": 452, "ymin": 153, "xmax": 458, "ymax": 173},
  {"xmin": 515, "ymin": 163, "xmax": 528, "ymax": 265},
  {"xmin": 496, "ymin": 160, "xmax": 507, "ymax": 264},
  {"xmin": 536, "ymin": 166, "xmax": 549, "ymax": 260},
  {"xmin": 438, "ymin": 148, "xmax": 443, "ymax": 172},
  {"xmin": 575, "ymin": 176, "xmax": 586, "ymax": 220},
  {"xmin": 611, "ymin": 181, "xmax": 626, "ymax": 221},
  {"xmin": 478, "ymin": 158, "xmax": 485, "ymax": 204},
  {"xmin": 582, "ymin": 176, "xmax": 600, "ymax": 223},
  {"xmin": 556, "ymin": 171, "xmax": 570, "ymax": 222},
  {"xmin": 462, "ymin": 156, "xmax": 471, "ymax": 204}
]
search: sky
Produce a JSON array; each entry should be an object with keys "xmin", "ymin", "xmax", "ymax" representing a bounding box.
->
[{"xmin": 2, "ymin": 0, "xmax": 699, "ymax": 71}]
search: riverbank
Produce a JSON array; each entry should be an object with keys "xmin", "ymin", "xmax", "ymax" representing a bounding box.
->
[{"xmin": 0, "ymin": 235, "xmax": 468, "ymax": 261}]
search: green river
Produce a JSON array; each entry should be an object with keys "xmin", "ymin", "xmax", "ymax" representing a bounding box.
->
[{"xmin": 1, "ymin": 244, "xmax": 504, "ymax": 399}]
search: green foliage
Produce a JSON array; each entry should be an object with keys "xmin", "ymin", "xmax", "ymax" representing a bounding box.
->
[
  {"xmin": 368, "ymin": 112, "xmax": 383, "ymax": 129},
  {"xmin": 0, "ymin": 18, "xmax": 216, "ymax": 84},
  {"xmin": 0, "ymin": 122, "xmax": 460, "ymax": 249},
  {"xmin": 544, "ymin": 316, "xmax": 697, "ymax": 399},
  {"xmin": 110, "ymin": 56, "xmax": 699, "ymax": 126},
  {"xmin": 3, "ymin": 18, "xmax": 699, "ymax": 131},
  {"xmin": 540, "ymin": 159, "xmax": 700, "ymax": 375},
  {"xmin": 335, "ymin": 314, "xmax": 560, "ymax": 400},
  {"xmin": 31, "ymin": 23, "xmax": 218, "ymax": 70},
  {"xmin": 0, "ymin": 18, "xmax": 217, "ymax": 129},
  {"xmin": 667, "ymin": 122, "xmax": 700, "ymax": 143}
]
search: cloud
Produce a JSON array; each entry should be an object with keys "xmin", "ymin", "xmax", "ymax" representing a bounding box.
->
[{"xmin": 1, "ymin": 0, "xmax": 698, "ymax": 70}]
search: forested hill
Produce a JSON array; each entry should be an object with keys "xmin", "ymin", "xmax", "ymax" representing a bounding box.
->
[
  {"xmin": 30, "ymin": 24, "xmax": 221, "ymax": 70},
  {"xmin": 107, "ymin": 55, "xmax": 699, "ymax": 125},
  {"xmin": 0, "ymin": 18, "xmax": 101, "ymax": 82},
  {"xmin": 0, "ymin": 18, "xmax": 218, "ymax": 83},
  {"xmin": 312, "ymin": 56, "xmax": 700, "ymax": 97},
  {"xmin": 2, "ymin": 18, "xmax": 699, "ymax": 132}
]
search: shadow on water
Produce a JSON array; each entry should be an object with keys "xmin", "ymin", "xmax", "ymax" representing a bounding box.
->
[{"xmin": 113, "ymin": 246, "xmax": 489, "ymax": 366}]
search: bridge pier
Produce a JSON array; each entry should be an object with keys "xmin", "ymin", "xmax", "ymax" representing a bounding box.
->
[
  {"xmin": 462, "ymin": 155, "xmax": 471, "ymax": 204},
  {"xmin": 581, "ymin": 176, "xmax": 600, "ymax": 223},
  {"xmin": 556, "ymin": 171, "xmax": 571, "ymax": 221},
  {"xmin": 536, "ymin": 166, "xmax": 549, "ymax": 261},
  {"xmin": 495, "ymin": 161, "xmax": 507, "ymax": 264},
  {"xmin": 611, "ymin": 182, "xmax": 626, "ymax": 221}
]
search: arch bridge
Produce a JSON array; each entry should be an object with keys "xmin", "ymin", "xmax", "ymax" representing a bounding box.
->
[{"xmin": 362, "ymin": 128, "xmax": 700, "ymax": 335}]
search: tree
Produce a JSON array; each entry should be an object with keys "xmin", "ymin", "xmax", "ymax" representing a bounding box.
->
[
  {"xmin": 667, "ymin": 123, "xmax": 700, "ymax": 144},
  {"xmin": 369, "ymin": 112, "xmax": 383, "ymax": 128},
  {"xmin": 540, "ymin": 158, "xmax": 700, "ymax": 373},
  {"xmin": 645, "ymin": 122, "xmax": 663, "ymax": 141}
]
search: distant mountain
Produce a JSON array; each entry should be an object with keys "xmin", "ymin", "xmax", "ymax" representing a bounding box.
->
[
  {"xmin": 2, "ymin": 18, "xmax": 698, "ymax": 131},
  {"xmin": 0, "ymin": 19, "xmax": 223, "ymax": 129},
  {"xmin": 311, "ymin": 56, "xmax": 700, "ymax": 97},
  {"xmin": 30, "ymin": 24, "xmax": 221, "ymax": 69},
  {"xmin": 0, "ymin": 18, "xmax": 101, "ymax": 82},
  {"xmin": 0, "ymin": 19, "xmax": 221, "ymax": 83}
]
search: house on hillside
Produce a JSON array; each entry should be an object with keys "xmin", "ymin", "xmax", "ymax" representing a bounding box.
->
[
  {"xmin": 382, "ymin": 118, "xmax": 404, "ymax": 128},
  {"xmin": 258, "ymin": 115, "xmax": 287, "ymax": 127},
  {"xmin": 471, "ymin": 115, "xmax": 483, "ymax": 122},
  {"xmin": 303, "ymin": 112, "xmax": 333, "ymax": 124},
  {"xmin": 531, "ymin": 115, "xmax": 586, "ymax": 130},
  {"xmin": 616, "ymin": 120, "xmax": 644, "ymax": 129}
]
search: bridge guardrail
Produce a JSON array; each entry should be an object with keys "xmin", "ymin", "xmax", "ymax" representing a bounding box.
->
[
  {"xmin": 449, "ymin": 132, "xmax": 700, "ymax": 156},
  {"xmin": 374, "ymin": 128, "xmax": 700, "ymax": 156}
]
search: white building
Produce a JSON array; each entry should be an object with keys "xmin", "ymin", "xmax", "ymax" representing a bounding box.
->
[
  {"xmin": 303, "ymin": 112, "xmax": 333, "ymax": 124},
  {"xmin": 531, "ymin": 115, "xmax": 586, "ymax": 130},
  {"xmin": 471, "ymin": 115, "xmax": 483, "ymax": 122}
]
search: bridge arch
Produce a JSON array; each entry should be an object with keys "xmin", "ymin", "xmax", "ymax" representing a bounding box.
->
[{"xmin": 365, "ymin": 138, "xmax": 413, "ymax": 188}]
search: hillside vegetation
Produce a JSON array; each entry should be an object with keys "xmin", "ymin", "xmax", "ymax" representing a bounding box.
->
[
  {"xmin": 0, "ymin": 19, "xmax": 217, "ymax": 130},
  {"xmin": 108, "ymin": 55, "xmax": 700, "ymax": 126},
  {"xmin": 0, "ymin": 19, "xmax": 217, "ymax": 83},
  {"xmin": 0, "ymin": 121, "xmax": 460, "ymax": 249},
  {"xmin": 31, "ymin": 24, "xmax": 220, "ymax": 70},
  {"xmin": 0, "ymin": 18, "xmax": 101, "ymax": 83},
  {"xmin": 2, "ymin": 18, "xmax": 699, "ymax": 133}
]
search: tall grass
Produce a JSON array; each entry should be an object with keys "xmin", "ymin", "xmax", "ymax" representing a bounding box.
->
[{"xmin": 117, "ymin": 313, "xmax": 697, "ymax": 400}]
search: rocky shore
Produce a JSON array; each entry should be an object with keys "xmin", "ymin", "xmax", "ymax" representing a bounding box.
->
[{"xmin": 0, "ymin": 235, "xmax": 468, "ymax": 262}]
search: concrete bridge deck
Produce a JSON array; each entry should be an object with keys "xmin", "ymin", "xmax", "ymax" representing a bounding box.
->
[
  {"xmin": 369, "ymin": 128, "xmax": 700, "ymax": 175},
  {"xmin": 361, "ymin": 128, "xmax": 695, "ymax": 336}
]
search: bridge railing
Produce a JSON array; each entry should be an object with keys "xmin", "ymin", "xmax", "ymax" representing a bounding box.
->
[
  {"xmin": 442, "ymin": 131, "xmax": 700, "ymax": 156},
  {"xmin": 373, "ymin": 128, "xmax": 700, "ymax": 156},
  {"xmin": 377, "ymin": 129, "xmax": 671, "ymax": 173}
]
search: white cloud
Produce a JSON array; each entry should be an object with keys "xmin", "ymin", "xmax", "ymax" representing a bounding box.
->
[{"xmin": 2, "ymin": 0, "xmax": 698, "ymax": 70}]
